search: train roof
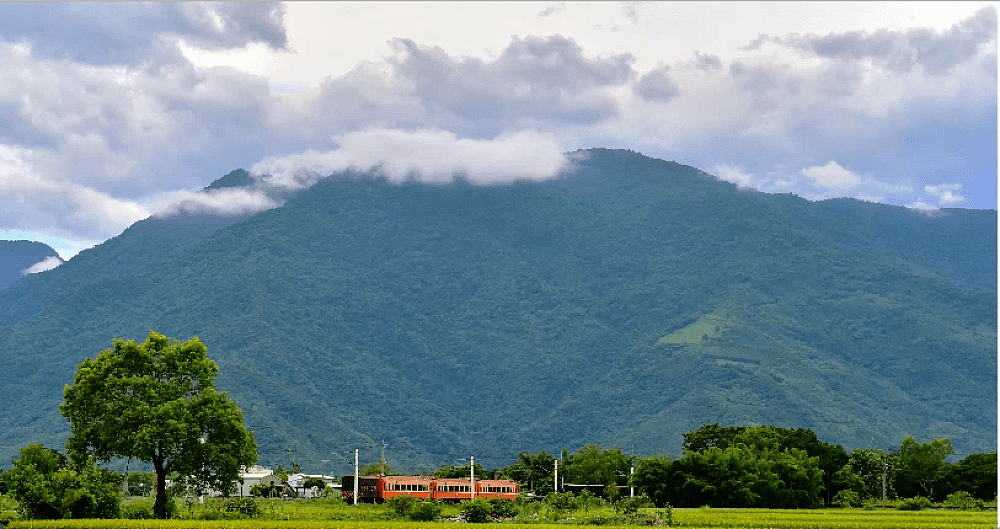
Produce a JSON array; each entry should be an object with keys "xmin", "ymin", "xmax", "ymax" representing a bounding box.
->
[{"xmin": 380, "ymin": 475, "xmax": 434, "ymax": 483}]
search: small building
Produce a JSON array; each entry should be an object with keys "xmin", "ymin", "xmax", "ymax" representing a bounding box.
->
[
  {"xmin": 288, "ymin": 473, "xmax": 341, "ymax": 498},
  {"xmin": 236, "ymin": 465, "xmax": 281, "ymax": 497}
]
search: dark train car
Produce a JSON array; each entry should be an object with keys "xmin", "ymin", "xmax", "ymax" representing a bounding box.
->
[{"xmin": 341, "ymin": 475, "xmax": 380, "ymax": 503}]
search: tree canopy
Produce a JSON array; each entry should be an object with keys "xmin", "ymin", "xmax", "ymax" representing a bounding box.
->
[
  {"xmin": 60, "ymin": 331, "xmax": 257, "ymax": 518},
  {"xmin": 3, "ymin": 444, "xmax": 119, "ymax": 520}
]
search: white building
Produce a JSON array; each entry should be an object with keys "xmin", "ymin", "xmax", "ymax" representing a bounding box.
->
[
  {"xmin": 234, "ymin": 465, "xmax": 281, "ymax": 497},
  {"xmin": 288, "ymin": 473, "xmax": 341, "ymax": 498}
]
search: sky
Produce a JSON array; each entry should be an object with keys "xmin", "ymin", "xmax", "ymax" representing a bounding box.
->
[{"xmin": 0, "ymin": 1, "xmax": 996, "ymax": 261}]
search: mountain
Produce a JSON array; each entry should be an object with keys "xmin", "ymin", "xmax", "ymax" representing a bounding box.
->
[
  {"xmin": 0, "ymin": 240, "xmax": 62, "ymax": 289},
  {"xmin": 0, "ymin": 150, "xmax": 994, "ymax": 473}
]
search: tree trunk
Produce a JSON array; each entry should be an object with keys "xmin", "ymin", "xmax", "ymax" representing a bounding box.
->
[{"xmin": 153, "ymin": 455, "xmax": 168, "ymax": 519}]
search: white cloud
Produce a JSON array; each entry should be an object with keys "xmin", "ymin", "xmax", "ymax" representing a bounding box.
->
[
  {"xmin": 0, "ymin": 2, "xmax": 995, "ymax": 252},
  {"xmin": 924, "ymin": 183, "xmax": 965, "ymax": 206},
  {"xmin": 21, "ymin": 255, "xmax": 63, "ymax": 275},
  {"xmin": 712, "ymin": 164, "xmax": 757, "ymax": 189},
  {"xmin": 800, "ymin": 161, "xmax": 861, "ymax": 189},
  {"xmin": 148, "ymin": 187, "xmax": 281, "ymax": 218},
  {"xmin": 907, "ymin": 199, "xmax": 938, "ymax": 212},
  {"xmin": 253, "ymin": 128, "xmax": 571, "ymax": 187},
  {"xmin": 0, "ymin": 144, "xmax": 150, "ymax": 240}
]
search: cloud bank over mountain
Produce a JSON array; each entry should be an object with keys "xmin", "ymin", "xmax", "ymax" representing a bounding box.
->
[{"xmin": 0, "ymin": 2, "xmax": 993, "ymax": 258}]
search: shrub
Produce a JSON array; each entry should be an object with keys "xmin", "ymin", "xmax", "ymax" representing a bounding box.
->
[
  {"xmin": 250, "ymin": 483, "xmax": 278, "ymax": 498},
  {"xmin": 614, "ymin": 495, "xmax": 652, "ymax": 515},
  {"xmin": 386, "ymin": 494, "xmax": 419, "ymax": 516},
  {"xmin": 121, "ymin": 495, "xmax": 176, "ymax": 520},
  {"xmin": 898, "ymin": 496, "xmax": 932, "ymax": 511},
  {"xmin": 225, "ymin": 497, "xmax": 259, "ymax": 517},
  {"xmin": 487, "ymin": 497, "xmax": 519, "ymax": 518},
  {"xmin": 121, "ymin": 500, "xmax": 154, "ymax": 519},
  {"xmin": 460, "ymin": 497, "xmax": 493, "ymax": 523},
  {"xmin": 409, "ymin": 500, "xmax": 442, "ymax": 521},
  {"xmin": 832, "ymin": 489, "xmax": 861, "ymax": 508},
  {"xmin": 945, "ymin": 491, "xmax": 984, "ymax": 510},
  {"xmin": 660, "ymin": 504, "xmax": 674, "ymax": 526},
  {"xmin": 0, "ymin": 493, "xmax": 23, "ymax": 526},
  {"xmin": 544, "ymin": 491, "xmax": 579, "ymax": 511},
  {"xmin": 3, "ymin": 445, "xmax": 121, "ymax": 519}
]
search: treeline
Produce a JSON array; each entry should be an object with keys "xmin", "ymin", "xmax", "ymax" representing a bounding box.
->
[
  {"xmin": 493, "ymin": 424, "xmax": 997, "ymax": 509},
  {"xmin": 2, "ymin": 424, "xmax": 996, "ymax": 519}
]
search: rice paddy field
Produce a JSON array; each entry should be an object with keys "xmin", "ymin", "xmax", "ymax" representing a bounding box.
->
[{"xmin": 5, "ymin": 505, "xmax": 997, "ymax": 529}]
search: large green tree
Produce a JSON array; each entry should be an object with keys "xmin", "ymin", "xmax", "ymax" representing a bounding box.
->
[
  {"xmin": 563, "ymin": 444, "xmax": 635, "ymax": 499},
  {"xmin": 632, "ymin": 455, "xmax": 674, "ymax": 506},
  {"xmin": 941, "ymin": 452, "xmax": 997, "ymax": 500},
  {"xmin": 893, "ymin": 436, "xmax": 954, "ymax": 500},
  {"xmin": 60, "ymin": 331, "xmax": 257, "ymax": 518},
  {"xmin": 504, "ymin": 450, "xmax": 557, "ymax": 494}
]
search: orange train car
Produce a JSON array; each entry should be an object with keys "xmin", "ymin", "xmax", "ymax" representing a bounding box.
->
[
  {"xmin": 343, "ymin": 475, "xmax": 519, "ymax": 503},
  {"xmin": 432, "ymin": 477, "xmax": 475, "ymax": 502},
  {"xmin": 475, "ymin": 479, "xmax": 519, "ymax": 500},
  {"xmin": 379, "ymin": 475, "xmax": 434, "ymax": 501}
]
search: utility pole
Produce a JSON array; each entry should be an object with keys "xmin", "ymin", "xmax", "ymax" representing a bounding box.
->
[
  {"xmin": 380, "ymin": 441, "xmax": 387, "ymax": 476},
  {"xmin": 630, "ymin": 464, "xmax": 635, "ymax": 498},
  {"xmin": 554, "ymin": 458, "xmax": 558, "ymax": 493},
  {"xmin": 354, "ymin": 448, "xmax": 360, "ymax": 506}
]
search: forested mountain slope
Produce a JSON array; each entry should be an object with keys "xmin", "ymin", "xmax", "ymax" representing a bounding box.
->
[
  {"xmin": 0, "ymin": 241, "xmax": 62, "ymax": 290},
  {"xmin": 0, "ymin": 150, "xmax": 993, "ymax": 472}
]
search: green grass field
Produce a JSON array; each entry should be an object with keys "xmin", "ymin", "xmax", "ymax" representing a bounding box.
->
[{"xmin": 6, "ymin": 499, "xmax": 997, "ymax": 529}]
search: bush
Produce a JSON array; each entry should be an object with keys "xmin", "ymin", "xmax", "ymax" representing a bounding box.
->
[
  {"xmin": 460, "ymin": 497, "xmax": 493, "ymax": 523},
  {"xmin": 614, "ymin": 495, "xmax": 652, "ymax": 515},
  {"xmin": 544, "ymin": 491, "xmax": 579, "ymax": 511},
  {"xmin": 409, "ymin": 500, "xmax": 442, "ymax": 521},
  {"xmin": 487, "ymin": 497, "xmax": 519, "ymax": 518},
  {"xmin": 386, "ymin": 494, "xmax": 419, "ymax": 516},
  {"xmin": 832, "ymin": 489, "xmax": 861, "ymax": 508},
  {"xmin": 121, "ymin": 495, "xmax": 176, "ymax": 520},
  {"xmin": 121, "ymin": 500, "xmax": 154, "ymax": 520},
  {"xmin": 898, "ymin": 496, "xmax": 932, "ymax": 511},
  {"xmin": 0, "ymin": 493, "xmax": 24, "ymax": 525},
  {"xmin": 225, "ymin": 497, "xmax": 259, "ymax": 518},
  {"xmin": 945, "ymin": 491, "xmax": 984, "ymax": 510},
  {"xmin": 250, "ymin": 483, "xmax": 279, "ymax": 498},
  {"xmin": 3, "ymin": 445, "xmax": 121, "ymax": 519}
]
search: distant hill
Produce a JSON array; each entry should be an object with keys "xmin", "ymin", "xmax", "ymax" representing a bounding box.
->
[
  {"xmin": 0, "ymin": 150, "xmax": 993, "ymax": 473},
  {"xmin": 0, "ymin": 240, "xmax": 62, "ymax": 289}
]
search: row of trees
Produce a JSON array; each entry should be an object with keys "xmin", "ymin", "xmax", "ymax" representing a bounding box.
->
[{"xmin": 495, "ymin": 425, "xmax": 996, "ymax": 509}]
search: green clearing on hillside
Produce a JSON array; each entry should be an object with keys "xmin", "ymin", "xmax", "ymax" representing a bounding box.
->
[{"xmin": 656, "ymin": 313, "xmax": 728, "ymax": 345}]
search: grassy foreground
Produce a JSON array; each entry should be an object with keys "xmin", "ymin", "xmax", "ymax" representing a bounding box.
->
[{"xmin": 7, "ymin": 508, "xmax": 997, "ymax": 529}]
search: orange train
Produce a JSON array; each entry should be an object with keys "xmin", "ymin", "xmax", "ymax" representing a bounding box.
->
[{"xmin": 342, "ymin": 474, "xmax": 519, "ymax": 503}]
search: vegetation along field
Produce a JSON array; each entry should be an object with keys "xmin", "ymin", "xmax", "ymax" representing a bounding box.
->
[{"xmin": 3, "ymin": 500, "xmax": 997, "ymax": 529}]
